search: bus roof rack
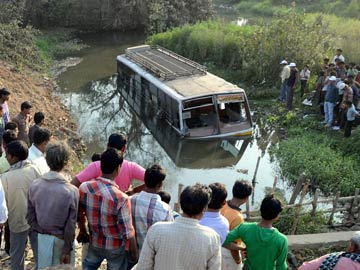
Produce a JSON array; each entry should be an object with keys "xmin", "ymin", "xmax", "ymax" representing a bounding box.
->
[{"xmin": 125, "ymin": 45, "xmax": 207, "ymax": 80}]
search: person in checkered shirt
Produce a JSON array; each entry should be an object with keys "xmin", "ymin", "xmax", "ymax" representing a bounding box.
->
[{"xmin": 78, "ymin": 148, "xmax": 138, "ymax": 270}]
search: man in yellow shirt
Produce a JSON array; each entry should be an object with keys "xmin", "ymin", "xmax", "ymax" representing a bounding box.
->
[{"xmin": 220, "ymin": 180, "xmax": 253, "ymax": 269}]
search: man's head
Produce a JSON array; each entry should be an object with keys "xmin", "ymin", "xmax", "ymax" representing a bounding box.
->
[
  {"xmin": 207, "ymin": 183, "xmax": 227, "ymax": 210},
  {"xmin": 280, "ymin": 60, "xmax": 287, "ymax": 66},
  {"xmin": 144, "ymin": 164, "xmax": 166, "ymax": 191},
  {"xmin": 100, "ymin": 148, "xmax": 123, "ymax": 178},
  {"xmin": 34, "ymin": 112, "xmax": 45, "ymax": 125},
  {"xmin": 20, "ymin": 101, "xmax": 32, "ymax": 115},
  {"xmin": 323, "ymin": 57, "xmax": 330, "ymax": 64},
  {"xmin": 45, "ymin": 141, "xmax": 71, "ymax": 172},
  {"xmin": 33, "ymin": 128, "xmax": 52, "ymax": 153},
  {"xmin": 289, "ymin": 63, "xmax": 296, "ymax": 69},
  {"xmin": 336, "ymin": 48, "xmax": 342, "ymax": 56},
  {"xmin": 344, "ymin": 100, "xmax": 353, "ymax": 109},
  {"xmin": 0, "ymin": 88, "xmax": 10, "ymax": 102},
  {"xmin": 232, "ymin": 180, "xmax": 253, "ymax": 202},
  {"xmin": 349, "ymin": 231, "xmax": 360, "ymax": 253},
  {"xmin": 260, "ymin": 194, "xmax": 283, "ymax": 221},
  {"xmin": 158, "ymin": 191, "xmax": 171, "ymax": 204},
  {"xmin": 329, "ymin": 76, "xmax": 337, "ymax": 86},
  {"xmin": 2, "ymin": 130, "xmax": 17, "ymax": 146},
  {"xmin": 5, "ymin": 122, "xmax": 18, "ymax": 136},
  {"xmin": 180, "ymin": 183, "xmax": 212, "ymax": 218},
  {"xmin": 5, "ymin": 140, "xmax": 28, "ymax": 165},
  {"xmin": 107, "ymin": 133, "xmax": 127, "ymax": 152}
]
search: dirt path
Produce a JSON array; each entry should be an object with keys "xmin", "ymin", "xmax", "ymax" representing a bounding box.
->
[{"xmin": 0, "ymin": 60, "xmax": 86, "ymax": 173}]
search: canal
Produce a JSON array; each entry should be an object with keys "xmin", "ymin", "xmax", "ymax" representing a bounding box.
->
[{"xmin": 57, "ymin": 31, "xmax": 291, "ymax": 209}]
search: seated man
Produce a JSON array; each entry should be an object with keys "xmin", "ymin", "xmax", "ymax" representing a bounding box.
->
[
  {"xmin": 223, "ymin": 194, "xmax": 288, "ymax": 270},
  {"xmin": 299, "ymin": 231, "xmax": 360, "ymax": 270}
]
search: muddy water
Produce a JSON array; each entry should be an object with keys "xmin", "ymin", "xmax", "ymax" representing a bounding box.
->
[{"xmin": 56, "ymin": 31, "xmax": 291, "ymax": 209}]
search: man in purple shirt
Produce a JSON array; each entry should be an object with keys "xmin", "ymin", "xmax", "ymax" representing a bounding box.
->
[
  {"xmin": 199, "ymin": 182, "xmax": 229, "ymax": 243},
  {"xmin": 27, "ymin": 141, "xmax": 79, "ymax": 268}
]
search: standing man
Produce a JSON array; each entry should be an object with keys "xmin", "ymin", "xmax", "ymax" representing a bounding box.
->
[
  {"xmin": 12, "ymin": 101, "xmax": 32, "ymax": 145},
  {"xmin": 286, "ymin": 62, "xmax": 298, "ymax": 110},
  {"xmin": 27, "ymin": 128, "xmax": 52, "ymax": 175},
  {"xmin": 299, "ymin": 65, "xmax": 311, "ymax": 97},
  {"xmin": 331, "ymin": 48, "xmax": 345, "ymax": 64},
  {"xmin": 79, "ymin": 149, "xmax": 138, "ymax": 270},
  {"xmin": 27, "ymin": 142, "xmax": 79, "ymax": 268},
  {"xmin": 134, "ymin": 183, "xmax": 221, "ymax": 270},
  {"xmin": 223, "ymin": 194, "xmax": 288, "ymax": 270},
  {"xmin": 199, "ymin": 182, "xmax": 229, "ymax": 244},
  {"xmin": 278, "ymin": 60, "xmax": 290, "ymax": 102},
  {"xmin": 324, "ymin": 76, "xmax": 339, "ymax": 127},
  {"xmin": 221, "ymin": 180, "xmax": 253, "ymax": 269},
  {"xmin": 130, "ymin": 164, "xmax": 173, "ymax": 252},
  {"xmin": 71, "ymin": 133, "xmax": 145, "ymax": 193},
  {"xmin": 0, "ymin": 88, "xmax": 11, "ymax": 124},
  {"xmin": 0, "ymin": 140, "xmax": 41, "ymax": 270}
]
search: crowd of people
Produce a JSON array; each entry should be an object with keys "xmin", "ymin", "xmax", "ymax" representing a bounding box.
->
[
  {"xmin": 278, "ymin": 48, "xmax": 360, "ymax": 137},
  {"xmin": 0, "ymin": 80, "xmax": 359, "ymax": 270}
]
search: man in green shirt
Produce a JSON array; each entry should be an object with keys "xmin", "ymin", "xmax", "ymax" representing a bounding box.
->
[{"xmin": 223, "ymin": 194, "xmax": 288, "ymax": 270}]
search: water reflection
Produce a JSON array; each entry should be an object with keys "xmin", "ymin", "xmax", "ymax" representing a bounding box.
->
[{"xmin": 62, "ymin": 74, "xmax": 289, "ymax": 208}]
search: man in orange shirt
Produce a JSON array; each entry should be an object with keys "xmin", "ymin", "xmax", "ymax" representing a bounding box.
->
[{"xmin": 220, "ymin": 180, "xmax": 253, "ymax": 269}]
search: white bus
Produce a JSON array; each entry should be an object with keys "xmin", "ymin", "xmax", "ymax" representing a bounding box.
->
[{"xmin": 116, "ymin": 45, "xmax": 253, "ymax": 139}]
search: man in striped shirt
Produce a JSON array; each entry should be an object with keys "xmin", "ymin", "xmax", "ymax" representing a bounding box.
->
[
  {"xmin": 130, "ymin": 164, "xmax": 173, "ymax": 252},
  {"xmin": 78, "ymin": 149, "xmax": 138, "ymax": 270}
]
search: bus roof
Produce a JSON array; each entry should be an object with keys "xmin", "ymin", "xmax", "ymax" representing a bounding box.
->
[{"xmin": 123, "ymin": 45, "xmax": 245, "ymax": 98}]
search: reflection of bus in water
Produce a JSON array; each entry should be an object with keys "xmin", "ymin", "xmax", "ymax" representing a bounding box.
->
[{"xmin": 116, "ymin": 45, "xmax": 253, "ymax": 139}]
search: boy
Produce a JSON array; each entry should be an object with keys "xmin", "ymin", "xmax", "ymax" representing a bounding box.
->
[
  {"xmin": 223, "ymin": 194, "xmax": 288, "ymax": 270},
  {"xmin": 221, "ymin": 180, "xmax": 253, "ymax": 268},
  {"xmin": 28, "ymin": 111, "xmax": 45, "ymax": 145},
  {"xmin": 344, "ymin": 100, "xmax": 360, "ymax": 137}
]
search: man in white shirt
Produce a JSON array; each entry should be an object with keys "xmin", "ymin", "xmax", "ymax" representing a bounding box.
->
[
  {"xmin": 28, "ymin": 128, "xmax": 51, "ymax": 175},
  {"xmin": 278, "ymin": 60, "xmax": 290, "ymax": 102},
  {"xmin": 332, "ymin": 48, "xmax": 345, "ymax": 64},
  {"xmin": 133, "ymin": 183, "xmax": 221, "ymax": 270},
  {"xmin": 0, "ymin": 180, "xmax": 8, "ymax": 225}
]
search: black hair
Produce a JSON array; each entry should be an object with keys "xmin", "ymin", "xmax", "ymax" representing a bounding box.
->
[
  {"xmin": 345, "ymin": 100, "xmax": 353, "ymax": 107},
  {"xmin": 180, "ymin": 183, "xmax": 212, "ymax": 216},
  {"xmin": 158, "ymin": 191, "xmax": 171, "ymax": 204},
  {"xmin": 3, "ymin": 130, "xmax": 17, "ymax": 145},
  {"xmin": 6, "ymin": 140, "xmax": 28, "ymax": 161},
  {"xmin": 260, "ymin": 194, "xmax": 283, "ymax": 221},
  {"xmin": 232, "ymin": 180, "xmax": 253, "ymax": 199},
  {"xmin": 208, "ymin": 182, "xmax": 227, "ymax": 210},
  {"xmin": 5, "ymin": 122, "xmax": 17, "ymax": 131},
  {"xmin": 34, "ymin": 112, "xmax": 45, "ymax": 124},
  {"xmin": 337, "ymin": 48, "xmax": 343, "ymax": 52},
  {"xmin": 144, "ymin": 164, "xmax": 166, "ymax": 188},
  {"xmin": 33, "ymin": 128, "xmax": 52, "ymax": 145},
  {"xmin": 21, "ymin": 101, "xmax": 32, "ymax": 110},
  {"xmin": 0, "ymin": 88, "xmax": 10, "ymax": 97},
  {"xmin": 107, "ymin": 133, "xmax": 127, "ymax": 150},
  {"xmin": 91, "ymin": 153, "xmax": 101, "ymax": 162},
  {"xmin": 100, "ymin": 148, "xmax": 123, "ymax": 174}
]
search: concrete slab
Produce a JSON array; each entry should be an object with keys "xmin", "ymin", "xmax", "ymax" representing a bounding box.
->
[{"xmin": 288, "ymin": 231, "xmax": 355, "ymax": 250}]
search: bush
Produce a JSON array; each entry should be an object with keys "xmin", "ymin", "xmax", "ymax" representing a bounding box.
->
[{"xmin": 273, "ymin": 129, "xmax": 360, "ymax": 196}]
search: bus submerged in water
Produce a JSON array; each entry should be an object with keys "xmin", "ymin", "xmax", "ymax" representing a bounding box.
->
[{"xmin": 116, "ymin": 45, "xmax": 253, "ymax": 139}]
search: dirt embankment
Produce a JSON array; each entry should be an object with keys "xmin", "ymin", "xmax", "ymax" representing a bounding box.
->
[{"xmin": 0, "ymin": 60, "xmax": 86, "ymax": 174}]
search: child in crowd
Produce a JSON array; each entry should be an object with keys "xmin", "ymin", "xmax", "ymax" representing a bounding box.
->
[
  {"xmin": 91, "ymin": 153, "xmax": 101, "ymax": 162},
  {"xmin": 28, "ymin": 111, "xmax": 45, "ymax": 145},
  {"xmin": 158, "ymin": 190, "xmax": 180, "ymax": 219},
  {"xmin": 221, "ymin": 180, "xmax": 253, "ymax": 269},
  {"xmin": 344, "ymin": 100, "xmax": 360, "ymax": 137},
  {"xmin": 223, "ymin": 194, "xmax": 288, "ymax": 270}
]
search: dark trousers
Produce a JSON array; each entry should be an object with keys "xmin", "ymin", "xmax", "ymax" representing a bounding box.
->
[
  {"xmin": 0, "ymin": 224, "xmax": 10, "ymax": 254},
  {"xmin": 287, "ymin": 86, "xmax": 295, "ymax": 110},
  {"xmin": 344, "ymin": 120, "xmax": 354, "ymax": 137},
  {"xmin": 300, "ymin": 80, "xmax": 308, "ymax": 97}
]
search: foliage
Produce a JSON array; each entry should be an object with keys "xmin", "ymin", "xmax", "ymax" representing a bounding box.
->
[
  {"xmin": 275, "ymin": 208, "xmax": 328, "ymax": 235},
  {"xmin": 147, "ymin": 0, "xmax": 213, "ymax": 34},
  {"xmin": 271, "ymin": 128, "xmax": 360, "ymax": 196},
  {"xmin": 148, "ymin": 11, "xmax": 331, "ymax": 88}
]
